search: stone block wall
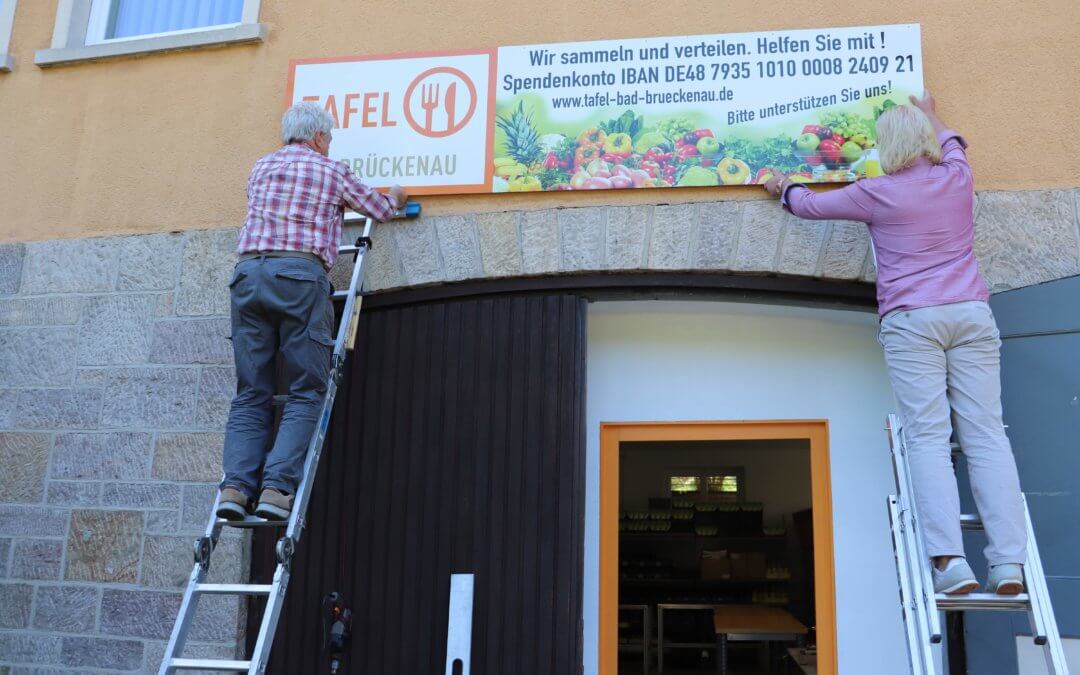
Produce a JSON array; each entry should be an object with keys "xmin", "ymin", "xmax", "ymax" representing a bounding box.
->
[
  {"xmin": 336, "ymin": 189, "xmax": 1080, "ymax": 295},
  {"xmin": 0, "ymin": 231, "xmax": 247, "ymax": 673},
  {"xmin": 1, "ymin": 187, "xmax": 1078, "ymax": 672}
]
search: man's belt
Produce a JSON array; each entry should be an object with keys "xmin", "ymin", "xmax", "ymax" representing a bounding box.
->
[{"xmin": 237, "ymin": 250, "xmax": 322, "ymax": 264}]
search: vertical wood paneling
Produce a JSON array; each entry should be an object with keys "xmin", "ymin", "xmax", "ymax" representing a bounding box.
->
[{"xmin": 249, "ymin": 293, "xmax": 586, "ymax": 674}]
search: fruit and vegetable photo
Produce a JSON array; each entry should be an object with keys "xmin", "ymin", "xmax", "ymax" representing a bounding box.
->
[{"xmin": 491, "ymin": 98, "xmax": 897, "ymax": 192}]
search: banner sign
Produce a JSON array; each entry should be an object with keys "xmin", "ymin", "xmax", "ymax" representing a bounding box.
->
[{"xmin": 287, "ymin": 23, "xmax": 922, "ymax": 194}]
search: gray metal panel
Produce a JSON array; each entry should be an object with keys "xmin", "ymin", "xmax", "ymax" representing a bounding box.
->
[
  {"xmin": 992, "ymin": 275, "xmax": 1080, "ymax": 336},
  {"xmin": 962, "ymin": 275, "xmax": 1080, "ymax": 675}
]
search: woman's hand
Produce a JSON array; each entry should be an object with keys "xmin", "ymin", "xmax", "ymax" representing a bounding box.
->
[
  {"xmin": 763, "ymin": 168, "xmax": 791, "ymax": 198},
  {"xmin": 909, "ymin": 90, "xmax": 946, "ymax": 134},
  {"xmin": 909, "ymin": 90, "xmax": 936, "ymax": 115}
]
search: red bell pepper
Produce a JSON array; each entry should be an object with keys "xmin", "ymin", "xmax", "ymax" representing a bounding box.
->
[
  {"xmin": 677, "ymin": 145, "xmax": 699, "ymax": 160},
  {"xmin": 818, "ymin": 139, "xmax": 842, "ymax": 165}
]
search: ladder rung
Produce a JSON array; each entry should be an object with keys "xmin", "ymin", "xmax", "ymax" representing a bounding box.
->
[
  {"xmin": 337, "ymin": 245, "xmax": 362, "ymax": 255},
  {"xmin": 272, "ymin": 394, "xmax": 288, "ymax": 406},
  {"xmin": 959, "ymin": 514, "xmax": 983, "ymax": 530},
  {"xmin": 936, "ymin": 592, "xmax": 1030, "ymax": 611},
  {"xmin": 215, "ymin": 515, "xmax": 282, "ymax": 528},
  {"xmin": 331, "ymin": 290, "xmax": 352, "ymax": 300},
  {"xmin": 195, "ymin": 583, "xmax": 272, "ymax": 595},
  {"xmin": 168, "ymin": 658, "xmax": 250, "ymax": 671}
]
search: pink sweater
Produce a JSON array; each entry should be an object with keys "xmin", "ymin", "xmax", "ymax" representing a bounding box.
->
[{"xmin": 781, "ymin": 129, "xmax": 989, "ymax": 317}]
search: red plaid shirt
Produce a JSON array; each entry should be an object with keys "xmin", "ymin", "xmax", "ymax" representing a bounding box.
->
[{"xmin": 237, "ymin": 144, "xmax": 397, "ymax": 268}]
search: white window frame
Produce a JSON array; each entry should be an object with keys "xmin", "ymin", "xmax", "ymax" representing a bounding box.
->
[
  {"xmin": 0, "ymin": 0, "xmax": 17, "ymax": 72},
  {"xmin": 84, "ymin": 0, "xmax": 243, "ymax": 46},
  {"xmin": 36, "ymin": 0, "xmax": 265, "ymax": 68}
]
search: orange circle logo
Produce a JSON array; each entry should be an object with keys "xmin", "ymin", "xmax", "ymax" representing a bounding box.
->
[{"xmin": 403, "ymin": 66, "xmax": 478, "ymax": 138}]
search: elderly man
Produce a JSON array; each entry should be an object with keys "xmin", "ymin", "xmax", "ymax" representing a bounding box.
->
[{"xmin": 217, "ymin": 102, "xmax": 407, "ymax": 522}]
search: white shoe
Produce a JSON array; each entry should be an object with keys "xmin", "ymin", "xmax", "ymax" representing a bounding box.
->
[
  {"xmin": 932, "ymin": 558, "xmax": 979, "ymax": 595},
  {"xmin": 987, "ymin": 564, "xmax": 1024, "ymax": 595}
]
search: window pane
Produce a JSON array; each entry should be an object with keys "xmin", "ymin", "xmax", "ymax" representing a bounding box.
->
[
  {"xmin": 708, "ymin": 475, "xmax": 739, "ymax": 493},
  {"xmin": 669, "ymin": 476, "xmax": 699, "ymax": 494},
  {"xmin": 109, "ymin": 0, "xmax": 243, "ymax": 39}
]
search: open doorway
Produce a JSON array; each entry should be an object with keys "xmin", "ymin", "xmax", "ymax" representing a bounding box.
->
[{"xmin": 600, "ymin": 422, "xmax": 836, "ymax": 675}]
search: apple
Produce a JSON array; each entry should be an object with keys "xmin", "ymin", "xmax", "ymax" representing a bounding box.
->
[
  {"xmin": 841, "ymin": 141, "xmax": 863, "ymax": 163},
  {"xmin": 583, "ymin": 176, "xmax": 614, "ymax": 190},
  {"xmin": 795, "ymin": 133, "xmax": 820, "ymax": 153},
  {"xmin": 610, "ymin": 175, "xmax": 633, "ymax": 189},
  {"xmin": 696, "ymin": 136, "xmax": 721, "ymax": 156}
]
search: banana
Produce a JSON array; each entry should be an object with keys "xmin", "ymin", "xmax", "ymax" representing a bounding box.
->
[{"xmin": 494, "ymin": 163, "xmax": 527, "ymax": 178}]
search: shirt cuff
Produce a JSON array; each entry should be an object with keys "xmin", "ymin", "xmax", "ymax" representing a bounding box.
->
[
  {"xmin": 383, "ymin": 191, "xmax": 399, "ymax": 214},
  {"xmin": 779, "ymin": 183, "xmax": 807, "ymax": 210},
  {"xmin": 937, "ymin": 128, "xmax": 967, "ymax": 148}
]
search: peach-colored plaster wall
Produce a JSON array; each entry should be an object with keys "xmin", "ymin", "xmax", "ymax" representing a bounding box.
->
[{"xmin": 1, "ymin": 0, "xmax": 1078, "ymax": 242}]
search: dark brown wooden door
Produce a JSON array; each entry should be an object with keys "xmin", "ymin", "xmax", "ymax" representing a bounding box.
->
[{"xmin": 250, "ymin": 293, "xmax": 586, "ymax": 674}]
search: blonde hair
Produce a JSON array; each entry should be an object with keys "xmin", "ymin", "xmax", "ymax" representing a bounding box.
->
[{"xmin": 875, "ymin": 105, "xmax": 942, "ymax": 174}]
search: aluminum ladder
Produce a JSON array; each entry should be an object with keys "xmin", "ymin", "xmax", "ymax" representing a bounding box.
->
[
  {"xmin": 158, "ymin": 203, "xmax": 421, "ymax": 674},
  {"xmin": 886, "ymin": 414, "xmax": 1069, "ymax": 675}
]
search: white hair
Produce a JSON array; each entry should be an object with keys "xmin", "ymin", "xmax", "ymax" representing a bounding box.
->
[
  {"xmin": 281, "ymin": 102, "xmax": 333, "ymax": 144},
  {"xmin": 876, "ymin": 104, "xmax": 942, "ymax": 174}
]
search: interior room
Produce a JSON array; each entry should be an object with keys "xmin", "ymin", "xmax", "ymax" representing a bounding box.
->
[{"xmin": 617, "ymin": 440, "xmax": 818, "ymax": 675}]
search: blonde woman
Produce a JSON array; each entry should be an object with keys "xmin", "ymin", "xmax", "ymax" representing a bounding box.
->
[{"xmin": 764, "ymin": 93, "xmax": 1026, "ymax": 595}]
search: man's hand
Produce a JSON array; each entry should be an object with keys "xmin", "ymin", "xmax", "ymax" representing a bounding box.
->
[
  {"xmin": 909, "ymin": 91, "xmax": 936, "ymax": 115},
  {"xmin": 388, "ymin": 184, "xmax": 408, "ymax": 209}
]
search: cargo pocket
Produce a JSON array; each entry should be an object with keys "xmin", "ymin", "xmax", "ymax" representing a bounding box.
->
[
  {"xmin": 306, "ymin": 327, "xmax": 334, "ymax": 386},
  {"xmin": 228, "ymin": 269, "xmax": 248, "ymax": 288}
]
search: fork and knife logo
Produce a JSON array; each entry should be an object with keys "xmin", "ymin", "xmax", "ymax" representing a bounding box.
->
[{"xmin": 403, "ymin": 66, "xmax": 478, "ymax": 138}]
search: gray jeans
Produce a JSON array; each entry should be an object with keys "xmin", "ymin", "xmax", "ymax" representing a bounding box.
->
[
  {"xmin": 221, "ymin": 256, "xmax": 334, "ymax": 499},
  {"xmin": 879, "ymin": 300, "xmax": 1026, "ymax": 566}
]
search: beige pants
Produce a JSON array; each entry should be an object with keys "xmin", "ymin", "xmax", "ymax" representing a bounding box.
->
[{"xmin": 879, "ymin": 300, "xmax": 1026, "ymax": 566}]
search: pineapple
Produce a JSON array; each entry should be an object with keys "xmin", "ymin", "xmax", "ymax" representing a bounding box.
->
[{"xmin": 496, "ymin": 102, "xmax": 543, "ymax": 167}]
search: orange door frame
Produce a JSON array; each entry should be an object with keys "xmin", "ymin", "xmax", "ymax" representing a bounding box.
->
[{"xmin": 599, "ymin": 420, "xmax": 836, "ymax": 675}]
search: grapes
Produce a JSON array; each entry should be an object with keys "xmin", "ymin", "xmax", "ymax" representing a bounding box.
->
[
  {"xmin": 819, "ymin": 111, "xmax": 875, "ymax": 139},
  {"xmin": 656, "ymin": 116, "xmax": 696, "ymax": 142}
]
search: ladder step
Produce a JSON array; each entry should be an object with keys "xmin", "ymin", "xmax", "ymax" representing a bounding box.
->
[
  {"xmin": 195, "ymin": 583, "xmax": 272, "ymax": 595},
  {"xmin": 936, "ymin": 592, "xmax": 1030, "ymax": 611},
  {"xmin": 959, "ymin": 513, "xmax": 983, "ymax": 530},
  {"xmin": 168, "ymin": 658, "xmax": 250, "ymax": 671},
  {"xmin": 331, "ymin": 290, "xmax": 352, "ymax": 300},
  {"xmin": 215, "ymin": 515, "xmax": 282, "ymax": 528}
]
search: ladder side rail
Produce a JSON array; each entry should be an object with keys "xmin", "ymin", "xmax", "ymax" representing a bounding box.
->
[
  {"xmin": 283, "ymin": 220, "xmax": 371, "ymax": 545},
  {"xmin": 159, "ymin": 565, "xmax": 209, "ymax": 674},
  {"xmin": 900, "ymin": 504, "xmax": 939, "ymax": 674},
  {"xmin": 247, "ymin": 564, "xmax": 292, "ymax": 674},
  {"xmin": 161, "ymin": 484, "xmax": 229, "ymax": 672},
  {"xmin": 245, "ymin": 219, "xmax": 373, "ymax": 672},
  {"xmin": 890, "ymin": 496, "xmax": 935, "ymax": 675},
  {"xmin": 888, "ymin": 415, "xmax": 943, "ymax": 643},
  {"xmin": 1022, "ymin": 496, "xmax": 1070, "ymax": 674},
  {"xmin": 334, "ymin": 217, "xmax": 374, "ymax": 356},
  {"xmin": 1023, "ymin": 505, "xmax": 1050, "ymax": 646}
]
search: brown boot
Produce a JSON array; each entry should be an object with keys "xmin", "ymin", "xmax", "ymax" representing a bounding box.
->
[
  {"xmin": 254, "ymin": 488, "xmax": 293, "ymax": 521},
  {"xmin": 216, "ymin": 487, "xmax": 250, "ymax": 521}
]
